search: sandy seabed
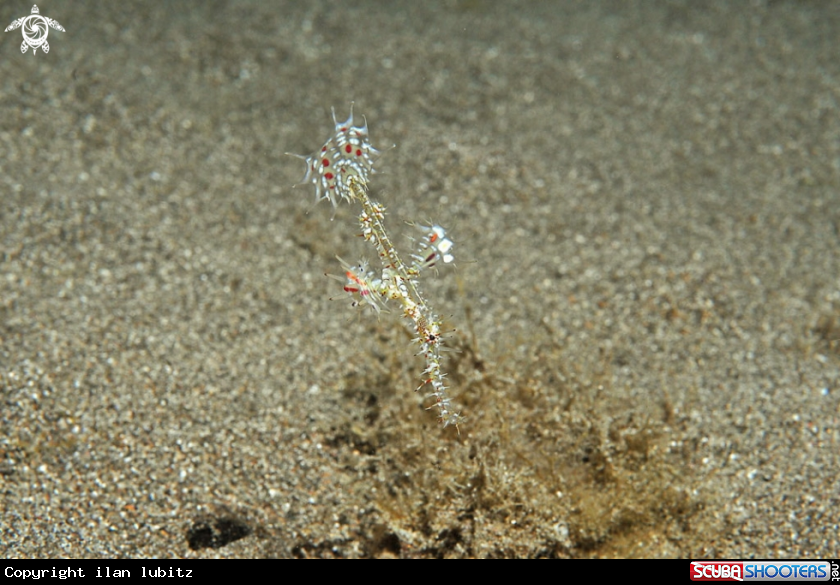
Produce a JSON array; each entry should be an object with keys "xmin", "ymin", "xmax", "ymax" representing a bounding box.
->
[{"xmin": 1, "ymin": 0, "xmax": 838, "ymax": 557}]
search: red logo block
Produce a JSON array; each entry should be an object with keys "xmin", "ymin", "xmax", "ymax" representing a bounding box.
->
[{"xmin": 691, "ymin": 562, "xmax": 744, "ymax": 582}]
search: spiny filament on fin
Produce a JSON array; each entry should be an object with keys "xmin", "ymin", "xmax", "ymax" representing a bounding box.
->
[{"xmin": 297, "ymin": 105, "xmax": 381, "ymax": 209}]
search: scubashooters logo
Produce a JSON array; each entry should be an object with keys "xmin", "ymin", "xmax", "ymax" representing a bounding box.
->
[
  {"xmin": 691, "ymin": 561, "xmax": 834, "ymax": 582},
  {"xmin": 692, "ymin": 562, "xmax": 745, "ymax": 581}
]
